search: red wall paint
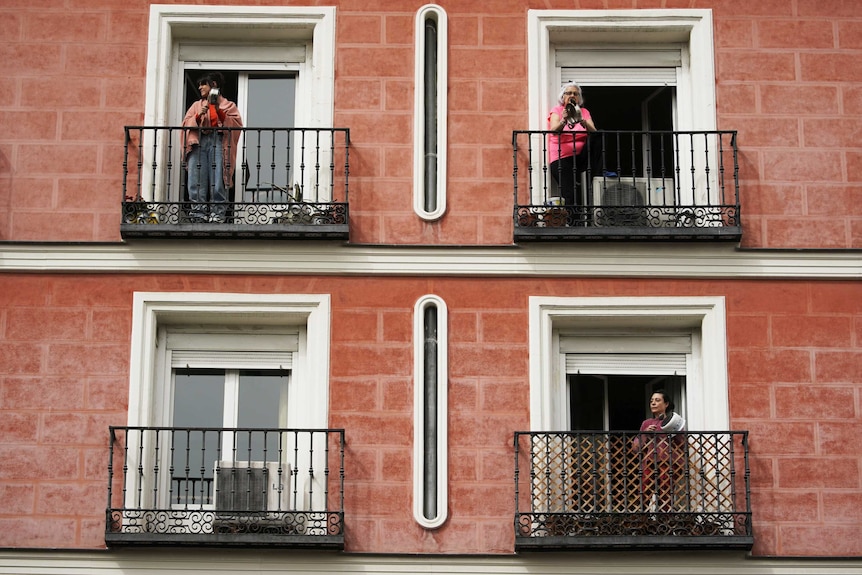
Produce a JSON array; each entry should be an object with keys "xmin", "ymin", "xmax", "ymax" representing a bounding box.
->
[
  {"xmin": 0, "ymin": 274, "xmax": 859, "ymax": 555},
  {"xmin": 1, "ymin": 0, "xmax": 861, "ymax": 246}
]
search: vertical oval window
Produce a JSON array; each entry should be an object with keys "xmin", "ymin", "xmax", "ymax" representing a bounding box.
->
[
  {"xmin": 413, "ymin": 5, "xmax": 448, "ymax": 221},
  {"xmin": 413, "ymin": 295, "xmax": 448, "ymax": 528}
]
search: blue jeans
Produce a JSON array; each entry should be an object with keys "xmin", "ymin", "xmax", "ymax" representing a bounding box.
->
[{"xmin": 187, "ymin": 133, "xmax": 225, "ymax": 217}]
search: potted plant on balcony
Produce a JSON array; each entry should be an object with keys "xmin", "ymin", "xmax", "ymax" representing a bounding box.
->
[
  {"xmin": 270, "ymin": 183, "xmax": 342, "ymax": 225},
  {"xmin": 122, "ymin": 194, "xmax": 159, "ymax": 225}
]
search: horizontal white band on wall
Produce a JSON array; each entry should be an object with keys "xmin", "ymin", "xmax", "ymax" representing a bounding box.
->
[
  {"xmin": 1, "ymin": 244, "xmax": 859, "ymax": 279},
  {"xmin": 0, "ymin": 549, "xmax": 857, "ymax": 575}
]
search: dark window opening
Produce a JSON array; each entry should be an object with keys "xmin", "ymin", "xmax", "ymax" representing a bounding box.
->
[
  {"xmin": 576, "ymin": 86, "xmax": 676, "ymax": 181},
  {"xmin": 569, "ymin": 373, "xmax": 685, "ymax": 431}
]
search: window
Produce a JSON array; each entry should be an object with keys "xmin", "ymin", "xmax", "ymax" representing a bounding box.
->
[
  {"xmin": 129, "ymin": 293, "xmax": 329, "ymax": 427},
  {"xmin": 558, "ymin": 47, "xmax": 679, "ymax": 182},
  {"xmin": 125, "ymin": 293, "xmax": 331, "ymax": 514},
  {"xmin": 413, "ymin": 4, "xmax": 448, "ymax": 221},
  {"xmin": 141, "ymin": 5, "xmax": 335, "ymax": 203},
  {"xmin": 528, "ymin": 296, "xmax": 729, "ymax": 432},
  {"xmin": 177, "ymin": 69, "xmax": 299, "ymax": 204},
  {"xmin": 527, "ymin": 9, "xmax": 718, "ymax": 206},
  {"xmin": 162, "ymin": 329, "xmax": 296, "ymax": 507},
  {"xmin": 562, "ymin": 334, "xmax": 690, "ymax": 432},
  {"xmin": 412, "ymin": 295, "xmax": 449, "ymax": 528},
  {"xmin": 520, "ymin": 297, "xmax": 752, "ymax": 547},
  {"xmin": 528, "ymin": 9, "xmax": 715, "ymax": 135}
]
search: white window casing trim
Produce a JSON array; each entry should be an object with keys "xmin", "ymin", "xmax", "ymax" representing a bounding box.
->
[
  {"xmin": 413, "ymin": 4, "xmax": 448, "ymax": 221},
  {"xmin": 127, "ymin": 292, "xmax": 330, "ymax": 431},
  {"xmin": 529, "ymin": 296, "xmax": 729, "ymax": 432},
  {"xmin": 527, "ymin": 9, "xmax": 716, "ymax": 133},
  {"xmin": 412, "ymin": 294, "xmax": 449, "ymax": 528},
  {"xmin": 145, "ymin": 5, "xmax": 335, "ymax": 128}
]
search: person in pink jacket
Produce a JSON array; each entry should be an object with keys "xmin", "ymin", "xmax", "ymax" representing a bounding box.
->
[
  {"xmin": 182, "ymin": 72, "xmax": 243, "ymax": 223},
  {"xmin": 547, "ymin": 82, "xmax": 600, "ymax": 213}
]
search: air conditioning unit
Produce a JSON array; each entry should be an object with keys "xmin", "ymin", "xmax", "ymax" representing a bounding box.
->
[
  {"xmin": 213, "ymin": 460, "xmax": 290, "ymax": 513},
  {"xmin": 585, "ymin": 176, "xmax": 676, "ymax": 227}
]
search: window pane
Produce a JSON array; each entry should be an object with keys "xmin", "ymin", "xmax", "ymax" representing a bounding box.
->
[
  {"xmin": 235, "ymin": 369, "xmax": 288, "ymax": 462},
  {"xmin": 171, "ymin": 369, "xmax": 225, "ymax": 504},
  {"xmin": 243, "ymin": 76, "xmax": 297, "ymax": 201},
  {"xmin": 569, "ymin": 374, "xmax": 605, "ymax": 431}
]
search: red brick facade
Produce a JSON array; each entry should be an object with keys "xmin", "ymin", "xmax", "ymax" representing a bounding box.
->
[
  {"xmin": 1, "ymin": 275, "xmax": 860, "ymax": 554},
  {"xmin": 1, "ymin": 0, "xmax": 860, "ymax": 246},
  {"xmin": 1, "ymin": 0, "xmax": 861, "ymax": 564}
]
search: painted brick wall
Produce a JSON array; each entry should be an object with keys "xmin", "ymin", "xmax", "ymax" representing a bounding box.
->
[
  {"xmin": 0, "ymin": 274, "xmax": 859, "ymax": 555},
  {"xmin": 713, "ymin": 0, "xmax": 862, "ymax": 248},
  {"xmin": 1, "ymin": 0, "xmax": 860, "ymax": 246}
]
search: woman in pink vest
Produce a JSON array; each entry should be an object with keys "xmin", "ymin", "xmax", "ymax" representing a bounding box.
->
[{"xmin": 547, "ymin": 82, "xmax": 600, "ymax": 213}]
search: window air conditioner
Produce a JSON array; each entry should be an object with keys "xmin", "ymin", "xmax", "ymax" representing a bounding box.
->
[
  {"xmin": 585, "ymin": 175, "xmax": 676, "ymax": 227},
  {"xmin": 213, "ymin": 460, "xmax": 290, "ymax": 513}
]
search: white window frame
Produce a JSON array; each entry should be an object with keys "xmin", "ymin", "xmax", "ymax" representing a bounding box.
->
[
  {"xmin": 159, "ymin": 327, "xmax": 298, "ymax": 431},
  {"xmin": 527, "ymin": 9, "xmax": 717, "ymax": 206},
  {"xmin": 529, "ymin": 296, "xmax": 729, "ymax": 432},
  {"xmin": 163, "ymin": 341, "xmax": 294, "ymax": 512},
  {"xmin": 141, "ymin": 5, "xmax": 336, "ymax": 202},
  {"xmin": 128, "ymin": 292, "xmax": 330, "ymax": 431},
  {"xmin": 412, "ymin": 294, "xmax": 449, "ymax": 529},
  {"xmin": 126, "ymin": 292, "xmax": 330, "ymax": 514},
  {"xmin": 413, "ymin": 4, "xmax": 448, "ymax": 221}
]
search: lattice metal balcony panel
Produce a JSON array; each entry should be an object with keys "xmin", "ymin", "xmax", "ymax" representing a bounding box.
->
[
  {"xmin": 106, "ymin": 427, "xmax": 345, "ymax": 548},
  {"xmin": 514, "ymin": 431, "xmax": 752, "ymax": 550}
]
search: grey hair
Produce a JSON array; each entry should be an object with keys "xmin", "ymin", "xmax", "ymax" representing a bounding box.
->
[{"xmin": 558, "ymin": 81, "xmax": 585, "ymax": 106}]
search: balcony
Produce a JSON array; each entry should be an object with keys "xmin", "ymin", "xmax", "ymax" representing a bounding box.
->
[
  {"xmin": 512, "ymin": 130, "xmax": 741, "ymax": 242},
  {"xmin": 106, "ymin": 426, "xmax": 345, "ymax": 548},
  {"xmin": 121, "ymin": 126, "xmax": 350, "ymax": 240},
  {"xmin": 514, "ymin": 431, "xmax": 752, "ymax": 550}
]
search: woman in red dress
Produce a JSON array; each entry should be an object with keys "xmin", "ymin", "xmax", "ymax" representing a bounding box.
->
[{"xmin": 631, "ymin": 391, "xmax": 686, "ymax": 513}]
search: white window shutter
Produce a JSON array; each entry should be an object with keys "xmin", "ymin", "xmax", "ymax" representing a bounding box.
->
[
  {"xmin": 557, "ymin": 47, "xmax": 681, "ymax": 86},
  {"xmin": 170, "ymin": 349, "xmax": 292, "ymax": 370},
  {"xmin": 561, "ymin": 334, "xmax": 690, "ymax": 375},
  {"xmin": 166, "ymin": 330, "xmax": 298, "ymax": 369},
  {"xmin": 179, "ymin": 43, "xmax": 307, "ymax": 64},
  {"xmin": 566, "ymin": 352, "xmax": 687, "ymax": 375}
]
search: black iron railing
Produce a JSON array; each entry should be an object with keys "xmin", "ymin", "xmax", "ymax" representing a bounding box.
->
[
  {"xmin": 514, "ymin": 431, "xmax": 752, "ymax": 549},
  {"xmin": 106, "ymin": 426, "xmax": 345, "ymax": 547},
  {"xmin": 121, "ymin": 126, "xmax": 349, "ymax": 239},
  {"xmin": 512, "ymin": 130, "xmax": 741, "ymax": 241}
]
